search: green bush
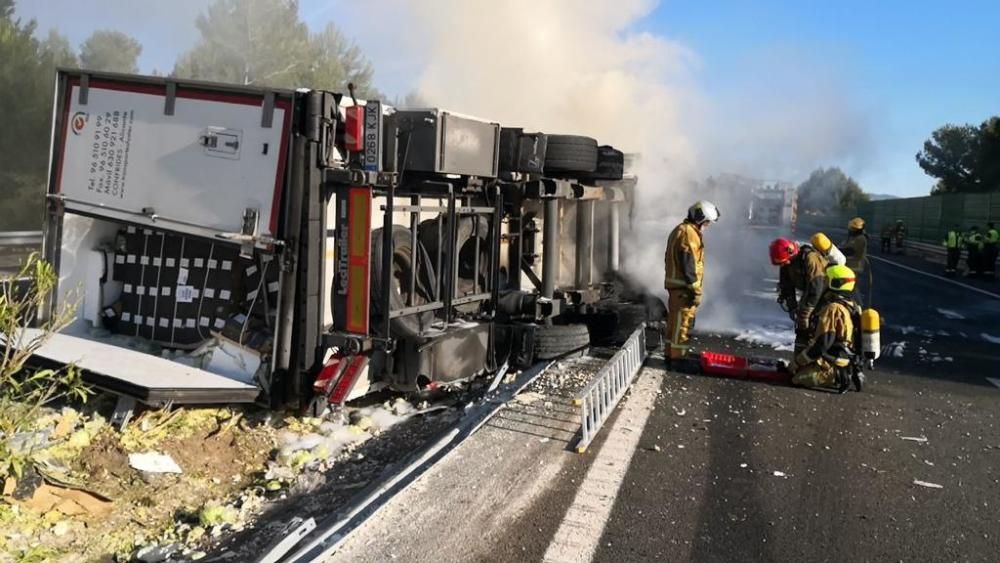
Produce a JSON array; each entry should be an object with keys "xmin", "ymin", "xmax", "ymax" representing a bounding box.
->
[{"xmin": 0, "ymin": 254, "xmax": 89, "ymax": 479}]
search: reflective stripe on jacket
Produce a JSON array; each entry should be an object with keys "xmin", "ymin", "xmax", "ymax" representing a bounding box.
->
[
  {"xmin": 943, "ymin": 231, "xmax": 963, "ymax": 249},
  {"xmin": 664, "ymin": 221, "xmax": 704, "ymax": 290}
]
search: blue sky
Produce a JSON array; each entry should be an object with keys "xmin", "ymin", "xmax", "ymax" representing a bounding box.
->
[{"xmin": 16, "ymin": 0, "xmax": 1000, "ymax": 197}]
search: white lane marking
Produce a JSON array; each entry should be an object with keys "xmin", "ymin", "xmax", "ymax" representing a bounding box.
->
[
  {"xmin": 869, "ymin": 255, "xmax": 1000, "ymax": 300},
  {"xmin": 987, "ymin": 377, "xmax": 1000, "ymax": 389},
  {"xmin": 542, "ymin": 370, "xmax": 662, "ymax": 563}
]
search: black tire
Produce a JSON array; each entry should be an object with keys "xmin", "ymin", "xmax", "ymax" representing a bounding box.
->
[
  {"xmin": 418, "ymin": 215, "xmax": 490, "ymax": 313},
  {"xmin": 366, "ymin": 226, "xmax": 438, "ymax": 339},
  {"xmin": 533, "ymin": 323, "xmax": 590, "ymax": 360},
  {"xmin": 544, "ymin": 135, "xmax": 598, "ymax": 175},
  {"xmin": 591, "ymin": 145, "xmax": 624, "ymax": 180},
  {"xmin": 605, "ymin": 302, "xmax": 647, "ymax": 344}
]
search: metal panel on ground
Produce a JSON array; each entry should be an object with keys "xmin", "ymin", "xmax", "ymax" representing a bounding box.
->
[{"xmin": 6, "ymin": 328, "xmax": 260, "ymax": 404}]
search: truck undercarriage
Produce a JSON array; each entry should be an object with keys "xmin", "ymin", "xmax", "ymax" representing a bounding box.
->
[{"xmin": 27, "ymin": 69, "xmax": 656, "ymax": 419}]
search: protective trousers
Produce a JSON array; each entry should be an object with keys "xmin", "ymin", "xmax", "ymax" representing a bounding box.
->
[
  {"xmin": 792, "ymin": 358, "xmax": 837, "ymax": 387},
  {"xmin": 666, "ymin": 289, "xmax": 697, "ymax": 360},
  {"xmin": 986, "ymin": 244, "xmax": 998, "ymax": 275},
  {"xmin": 946, "ymin": 248, "xmax": 961, "ymax": 274}
]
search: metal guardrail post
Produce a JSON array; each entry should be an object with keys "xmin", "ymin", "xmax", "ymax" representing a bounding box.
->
[
  {"xmin": 0, "ymin": 231, "xmax": 44, "ymax": 247},
  {"xmin": 573, "ymin": 323, "xmax": 648, "ymax": 453}
]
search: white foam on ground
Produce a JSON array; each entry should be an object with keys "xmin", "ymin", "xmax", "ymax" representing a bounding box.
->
[
  {"xmin": 936, "ymin": 308, "xmax": 966, "ymax": 320},
  {"xmin": 734, "ymin": 326, "xmax": 795, "ymax": 352},
  {"xmin": 743, "ymin": 289, "xmax": 778, "ymax": 301},
  {"xmin": 888, "ymin": 342, "xmax": 906, "ymax": 358},
  {"xmin": 982, "ymin": 333, "xmax": 1000, "ymax": 345}
]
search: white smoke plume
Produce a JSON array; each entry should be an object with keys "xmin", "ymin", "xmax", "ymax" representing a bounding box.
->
[{"xmin": 346, "ymin": 0, "xmax": 873, "ymax": 333}]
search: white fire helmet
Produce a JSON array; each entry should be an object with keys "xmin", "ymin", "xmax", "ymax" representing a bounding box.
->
[{"xmin": 688, "ymin": 200, "xmax": 720, "ymax": 225}]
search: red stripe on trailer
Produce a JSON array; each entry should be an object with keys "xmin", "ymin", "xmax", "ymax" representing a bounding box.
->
[
  {"xmin": 269, "ymin": 105, "xmax": 292, "ymax": 234},
  {"xmin": 329, "ymin": 355, "xmax": 369, "ymax": 406},
  {"xmin": 53, "ymin": 80, "xmax": 74, "ymax": 195},
  {"xmin": 344, "ymin": 187, "xmax": 372, "ymax": 335}
]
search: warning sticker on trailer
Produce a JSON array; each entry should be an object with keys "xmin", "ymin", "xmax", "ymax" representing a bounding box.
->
[{"xmin": 81, "ymin": 110, "xmax": 135, "ymax": 199}]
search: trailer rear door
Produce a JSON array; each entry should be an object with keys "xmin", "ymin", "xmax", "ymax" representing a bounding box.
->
[{"xmin": 50, "ymin": 72, "xmax": 294, "ymax": 240}]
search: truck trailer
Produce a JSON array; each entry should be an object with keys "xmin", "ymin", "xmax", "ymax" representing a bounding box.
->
[{"xmin": 31, "ymin": 70, "xmax": 644, "ymax": 419}]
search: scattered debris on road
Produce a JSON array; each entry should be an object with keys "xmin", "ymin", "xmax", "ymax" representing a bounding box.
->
[
  {"xmin": 129, "ymin": 452, "xmax": 184, "ymax": 474},
  {"xmin": 900, "ymin": 436, "xmax": 929, "ymax": 443},
  {"xmin": 913, "ymin": 480, "xmax": 944, "ymax": 489}
]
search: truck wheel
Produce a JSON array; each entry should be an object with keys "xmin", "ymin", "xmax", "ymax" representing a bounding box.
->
[
  {"xmin": 591, "ymin": 145, "xmax": 624, "ymax": 180},
  {"xmin": 418, "ymin": 215, "xmax": 490, "ymax": 313},
  {"xmin": 604, "ymin": 302, "xmax": 648, "ymax": 344},
  {"xmin": 365, "ymin": 226, "xmax": 438, "ymax": 339},
  {"xmin": 544, "ymin": 135, "xmax": 598, "ymax": 175},
  {"xmin": 533, "ymin": 323, "xmax": 591, "ymax": 360}
]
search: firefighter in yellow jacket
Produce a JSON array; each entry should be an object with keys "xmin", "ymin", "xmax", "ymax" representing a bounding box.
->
[
  {"xmin": 664, "ymin": 201, "xmax": 720, "ymax": 360},
  {"xmin": 788, "ymin": 264, "xmax": 861, "ymax": 389},
  {"xmin": 769, "ymin": 238, "xmax": 828, "ymax": 354}
]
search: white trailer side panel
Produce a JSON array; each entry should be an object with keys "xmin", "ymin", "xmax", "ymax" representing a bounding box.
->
[{"xmin": 55, "ymin": 79, "xmax": 291, "ymax": 238}]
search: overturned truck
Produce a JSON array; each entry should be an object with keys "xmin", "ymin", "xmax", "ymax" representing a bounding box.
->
[{"xmin": 35, "ymin": 70, "xmax": 651, "ymax": 417}]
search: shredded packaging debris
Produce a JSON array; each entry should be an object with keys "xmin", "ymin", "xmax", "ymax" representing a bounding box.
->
[{"xmin": 129, "ymin": 452, "xmax": 184, "ymax": 474}]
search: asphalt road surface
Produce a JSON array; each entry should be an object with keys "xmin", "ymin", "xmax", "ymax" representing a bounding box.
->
[{"xmin": 332, "ymin": 252, "xmax": 1000, "ymax": 563}]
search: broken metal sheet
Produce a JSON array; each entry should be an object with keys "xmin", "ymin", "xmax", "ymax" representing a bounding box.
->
[{"xmin": 5, "ymin": 328, "xmax": 259, "ymax": 404}]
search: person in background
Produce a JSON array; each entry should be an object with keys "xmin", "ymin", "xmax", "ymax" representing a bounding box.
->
[
  {"xmin": 880, "ymin": 222, "xmax": 894, "ymax": 254},
  {"xmin": 770, "ymin": 238, "xmax": 828, "ymax": 355},
  {"xmin": 965, "ymin": 226, "xmax": 984, "ymax": 277},
  {"xmin": 985, "ymin": 222, "xmax": 998, "ymax": 279},
  {"xmin": 664, "ymin": 201, "xmax": 720, "ymax": 365},
  {"xmin": 942, "ymin": 224, "xmax": 964, "ymax": 277},
  {"xmin": 842, "ymin": 217, "xmax": 869, "ymax": 305},
  {"xmin": 893, "ymin": 219, "xmax": 907, "ymax": 253}
]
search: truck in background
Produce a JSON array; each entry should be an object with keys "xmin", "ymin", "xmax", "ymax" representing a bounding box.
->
[{"xmin": 748, "ymin": 182, "xmax": 797, "ymax": 230}]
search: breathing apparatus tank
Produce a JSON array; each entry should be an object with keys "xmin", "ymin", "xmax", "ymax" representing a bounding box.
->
[
  {"xmin": 861, "ymin": 308, "xmax": 880, "ymax": 369},
  {"xmin": 811, "ymin": 232, "xmax": 847, "ymax": 266}
]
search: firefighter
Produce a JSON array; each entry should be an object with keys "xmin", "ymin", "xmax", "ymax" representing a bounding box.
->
[
  {"xmin": 894, "ymin": 219, "xmax": 907, "ymax": 253},
  {"xmin": 966, "ymin": 226, "xmax": 984, "ymax": 277},
  {"xmin": 842, "ymin": 217, "xmax": 868, "ymax": 304},
  {"xmin": 985, "ymin": 222, "xmax": 998, "ymax": 279},
  {"xmin": 880, "ymin": 222, "xmax": 893, "ymax": 253},
  {"xmin": 664, "ymin": 200, "xmax": 720, "ymax": 362},
  {"xmin": 787, "ymin": 264, "xmax": 862, "ymax": 391},
  {"xmin": 942, "ymin": 224, "xmax": 964, "ymax": 276},
  {"xmin": 770, "ymin": 237, "xmax": 828, "ymax": 355}
]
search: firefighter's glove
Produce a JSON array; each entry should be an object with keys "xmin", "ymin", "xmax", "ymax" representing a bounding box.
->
[{"xmin": 786, "ymin": 357, "xmax": 800, "ymax": 374}]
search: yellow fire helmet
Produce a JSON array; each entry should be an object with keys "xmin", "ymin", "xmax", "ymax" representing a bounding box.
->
[
  {"xmin": 848, "ymin": 217, "xmax": 865, "ymax": 231},
  {"xmin": 826, "ymin": 264, "xmax": 856, "ymax": 292}
]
